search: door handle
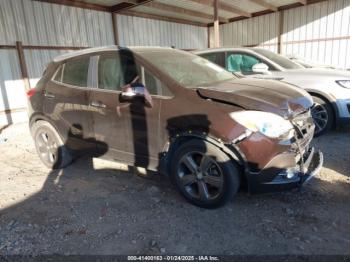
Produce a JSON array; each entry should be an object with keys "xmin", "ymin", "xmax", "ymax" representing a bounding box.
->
[
  {"xmin": 44, "ymin": 91, "xmax": 55, "ymax": 98},
  {"xmin": 90, "ymin": 101, "xmax": 106, "ymax": 108}
]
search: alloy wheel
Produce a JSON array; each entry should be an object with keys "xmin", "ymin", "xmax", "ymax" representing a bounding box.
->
[
  {"xmin": 311, "ymin": 102, "xmax": 329, "ymax": 134},
  {"xmin": 36, "ymin": 130, "xmax": 58, "ymax": 165},
  {"xmin": 177, "ymin": 151, "xmax": 224, "ymax": 201}
]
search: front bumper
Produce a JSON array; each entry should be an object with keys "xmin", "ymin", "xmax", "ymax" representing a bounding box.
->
[
  {"xmin": 334, "ymin": 99, "xmax": 350, "ymax": 126},
  {"xmin": 247, "ymin": 147, "xmax": 323, "ymax": 194}
]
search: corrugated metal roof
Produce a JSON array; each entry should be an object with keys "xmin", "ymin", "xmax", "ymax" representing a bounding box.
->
[
  {"xmin": 72, "ymin": 0, "xmax": 308, "ymax": 24},
  {"xmin": 220, "ymin": 0, "xmax": 265, "ymax": 13},
  {"xmin": 132, "ymin": 5, "xmax": 212, "ymax": 24},
  {"xmin": 268, "ymin": 0, "xmax": 300, "ymax": 7},
  {"xmin": 80, "ymin": 0, "xmax": 125, "ymax": 6},
  {"xmin": 156, "ymin": 0, "xmax": 234, "ymax": 18}
]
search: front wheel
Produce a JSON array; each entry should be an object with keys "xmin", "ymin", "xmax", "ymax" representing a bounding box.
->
[
  {"xmin": 311, "ymin": 95, "xmax": 334, "ymax": 136},
  {"xmin": 170, "ymin": 140, "xmax": 240, "ymax": 208}
]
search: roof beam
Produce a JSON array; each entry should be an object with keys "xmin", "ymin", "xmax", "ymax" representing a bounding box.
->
[
  {"xmin": 120, "ymin": 10, "xmax": 208, "ymax": 27},
  {"xmin": 219, "ymin": 1, "xmax": 252, "ymax": 17},
  {"xmin": 111, "ymin": 0, "xmax": 153, "ymax": 13},
  {"xmin": 144, "ymin": 2, "xmax": 228, "ymax": 23},
  {"xmin": 249, "ymin": 0, "xmax": 277, "ymax": 11},
  {"xmin": 188, "ymin": 0, "xmax": 251, "ymax": 18}
]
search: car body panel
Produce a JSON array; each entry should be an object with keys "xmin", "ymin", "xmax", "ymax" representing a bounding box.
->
[{"xmin": 28, "ymin": 46, "xmax": 322, "ymax": 194}]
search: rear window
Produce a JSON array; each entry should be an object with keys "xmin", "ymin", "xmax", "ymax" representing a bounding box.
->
[{"xmin": 53, "ymin": 57, "xmax": 90, "ymax": 87}]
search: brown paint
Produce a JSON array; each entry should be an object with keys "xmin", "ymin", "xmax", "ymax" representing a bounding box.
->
[{"xmin": 27, "ymin": 46, "xmax": 321, "ymax": 194}]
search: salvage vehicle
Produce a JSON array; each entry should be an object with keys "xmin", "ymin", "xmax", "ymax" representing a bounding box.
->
[
  {"xmin": 28, "ymin": 46, "xmax": 323, "ymax": 208},
  {"xmin": 195, "ymin": 47, "xmax": 350, "ymax": 136}
]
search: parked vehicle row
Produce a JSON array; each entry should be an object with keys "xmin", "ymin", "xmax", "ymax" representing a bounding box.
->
[
  {"xmin": 28, "ymin": 46, "xmax": 326, "ymax": 208},
  {"xmin": 195, "ymin": 48, "xmax": 350, "ymax": 136}
]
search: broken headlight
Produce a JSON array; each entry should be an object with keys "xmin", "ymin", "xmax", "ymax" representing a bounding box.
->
[{"xmin": 229, "ymin": 111, "xmax": 295, "ymax": 140}]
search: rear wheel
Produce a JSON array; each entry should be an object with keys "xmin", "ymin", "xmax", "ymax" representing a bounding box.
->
[
  {"xmin": 311, "ymin": 95, "xmax": 334, "ymax": 136},
  {"xmin": 170, "ymin": 139, "xmax": 240, "ymax": 208},
  {"xmin": 31, "ymin": 120, "xmax": 72, "ymax": 169}
]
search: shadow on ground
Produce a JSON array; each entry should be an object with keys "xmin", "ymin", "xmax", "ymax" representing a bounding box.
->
[{"xmin": 0, "ymin": 124, "xmax": 350, "ymax": 255}]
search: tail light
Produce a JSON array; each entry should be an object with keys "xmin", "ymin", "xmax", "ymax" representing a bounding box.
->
[{"xmin": 26, "ymin": 88, "xmax": 36, "ymax": 98}]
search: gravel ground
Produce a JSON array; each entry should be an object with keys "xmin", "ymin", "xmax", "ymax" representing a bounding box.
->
[{"xmin": 0, "ymin": 123, "xmax": 349, "ymax": 255}]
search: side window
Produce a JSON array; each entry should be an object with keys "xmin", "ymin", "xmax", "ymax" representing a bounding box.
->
[
  {"xmin": 143, "ymin": 68, "xmax": 172, "ymax": 97},
  {"xmin": 98, "ymin": 53, "xmax": 140, "ymax": 91},
  {"xmin": 53, "ymin": 65, "xmax": 63, "ymax": 82},
  {"xmin": 226, "ymin": 53, "xmax": 262, "ymax": 74},
  {"xmin": 200, "ymin": 52, "xmax": 225, "ymax": 68},
  {"xmin": 97, "ymin": 51, "xmax": 171, "ymax": 97},
  {"xmin": 144, "ymin": 70, "xmax": 158, "ymax": 95},
  {"xmin": 61, "ymin": 57, "xmax": 90, "ymax": 87}
]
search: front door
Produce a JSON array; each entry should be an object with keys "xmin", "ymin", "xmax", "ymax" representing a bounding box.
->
[{"xmin": 90, "ymin": 51, "xmax": 171, "ymax": 169}]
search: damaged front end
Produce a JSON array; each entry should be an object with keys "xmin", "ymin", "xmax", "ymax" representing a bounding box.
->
[{"xmin": 232, "ymin": 109, "xmax": 323, "ymax": 194}]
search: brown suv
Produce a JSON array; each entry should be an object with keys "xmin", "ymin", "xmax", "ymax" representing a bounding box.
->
[{"xmin": 28, "ymin": 46, "xmax": 323, "ymax": 208}]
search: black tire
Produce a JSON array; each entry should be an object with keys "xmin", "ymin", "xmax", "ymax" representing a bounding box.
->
[
  {"xmin": 311, "ymin": 95, "xmax": 334, "ymax": 136},
  {"xmin": 170, "ymin": 139, "xmax": 240, "ymax": 209},
  {"xmin": 30, "ymin": 120, "xmax": 72, "ymax": 169}
]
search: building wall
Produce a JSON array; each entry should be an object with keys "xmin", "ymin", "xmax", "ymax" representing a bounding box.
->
[
  {"xmin": 0, "ymin": 0, "xmax": 114, "ymax": 126},
  {"xmin": 283, "ymin": 0, "xmax": 350, "ymax": 69},
  {"xmin": 116, "ymin": 14, "xmax": 208, "ymax": 49},
  {"xmin": 0, "ymin": 0, "xmax": 208, "ymax": 126},
  {"xmin": 0, "ymin": 0, "xmax": 114, "ymax": 47},
  {"xmin": 213, "ymin": 12, "xmax": 280, "ymax": 53},
  {"xmin": 212, "ymin": 0, "xmax": 350, "ymax": 69}
]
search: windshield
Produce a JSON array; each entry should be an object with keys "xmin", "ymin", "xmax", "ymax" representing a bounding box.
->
[
  {"xmin": 137, "ymin": 49, "xmax": 235, "ymax": 87},
  {"xmin": 253, "ymin": 49, "xmax": 303, "ymax": 70}
]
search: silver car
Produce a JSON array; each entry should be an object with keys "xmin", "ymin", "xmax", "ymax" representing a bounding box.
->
[
  {"xmin": 195, "ymin": 48, "xmax": 350, "ymax": 136},
  {"xmin": 286, "ymin": 54, "xmax": 337, "ymax": 70}
]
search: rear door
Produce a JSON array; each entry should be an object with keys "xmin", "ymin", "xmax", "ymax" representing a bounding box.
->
[{"xmin": 43, "ymin": 55, "xmax": 95, "ymax": 151}]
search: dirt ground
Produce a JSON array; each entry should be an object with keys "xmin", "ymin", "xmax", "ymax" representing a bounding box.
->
[{"xmin": 0, "ymin": 123, "xmax": 349, "ymax": 255}]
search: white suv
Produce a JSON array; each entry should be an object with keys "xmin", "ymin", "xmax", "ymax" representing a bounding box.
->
[{"xmin": 195, "ymin": 48, "xmax": 350, "ymax": 136}]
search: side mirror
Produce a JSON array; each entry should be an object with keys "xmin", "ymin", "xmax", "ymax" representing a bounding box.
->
[
  {"xmin": 120, "ymin": 83, "xmax": 153, "ymax": 107},
  {"xmin": 252, "ymin": 63, "xmax": 270, "ymax": 74}
]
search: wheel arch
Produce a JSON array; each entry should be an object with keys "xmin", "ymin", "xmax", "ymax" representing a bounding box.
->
[
  {"xmin": 160, "ymin": 132, "xmax": 248, "ymax": 183},
  {"xmin": 307, "ymin": 90, "xmax": 338, "ymax": 127},
  {"xmin": 29, "ymin": 114, "xmax": 65, "ymax": 142}
]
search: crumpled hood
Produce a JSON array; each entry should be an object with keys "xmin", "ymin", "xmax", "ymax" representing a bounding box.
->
[{"xmin": 197, "ymin": 78, "xmax": 313, "ymax": 118}]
